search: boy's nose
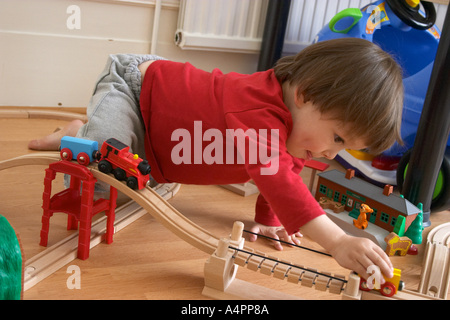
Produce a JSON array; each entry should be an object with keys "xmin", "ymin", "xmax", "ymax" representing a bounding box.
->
[{"xmin": 322, "ymin": 150, "xmax": 339, "ymax": 160}]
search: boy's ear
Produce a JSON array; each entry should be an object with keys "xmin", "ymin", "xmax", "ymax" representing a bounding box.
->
[{"xmin": 293, "ymin": 87, "xmax": 305, "ymax": 109}]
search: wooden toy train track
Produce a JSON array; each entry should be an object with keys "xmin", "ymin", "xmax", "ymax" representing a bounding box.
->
[
  {"xmin": 419, "ymin": 222, "xmax": 450, "ymax": 299},
  {"xmin": 2, "ymin": 153, "xmax": 448, "ymax": 300},
  {"xmin": 0, "ymin": 152, "xmax": 347, "ymax": 299},
  {"xmin": 0, "ymin": 152, "xmax": 185, "ymax": 290},
  {"xmin": 1, "ymin": 109, "xmax": 449, "ymax": 300}
]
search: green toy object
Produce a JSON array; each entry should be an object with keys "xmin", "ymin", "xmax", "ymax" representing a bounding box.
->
[
  {"xmin": 328, "ymin": 8, "xmax": 363, "ymax": 34},
  {"xmin": 404, "ymin": 203, "xmax": 424, "ymax": 244},
  {"xmin": 0, "ymin": 214, "xmax": 23, "ymax": 300},
  {"xmin": 393, "ymin": 215, "xmax": 406, "ymax": 237}
]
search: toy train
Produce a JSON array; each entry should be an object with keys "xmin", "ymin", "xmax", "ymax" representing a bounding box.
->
[
  {"xmin": 60, "ymin": 136, "xmax": 101, "ymax": 165},
  {"xmin": 359, "ymin": 268, "xmax": 404, "ymax": 297},
  {"xmin": 60, "ymin": 136, "xmax": 151, "ymax": 190}
]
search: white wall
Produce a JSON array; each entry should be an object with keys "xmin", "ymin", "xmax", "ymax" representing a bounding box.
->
[
  {"xmin": 0, "ymin": 0, "xmax": 260, "ymax": 108},
  {"xmin": 1, "ymin": 0, "xmax": 447, "ymax": 108}
]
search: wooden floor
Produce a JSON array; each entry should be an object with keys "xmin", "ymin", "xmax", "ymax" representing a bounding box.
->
[{"xmin": 0, "ymin": 114, "xmax": 449, "ymax": 300}]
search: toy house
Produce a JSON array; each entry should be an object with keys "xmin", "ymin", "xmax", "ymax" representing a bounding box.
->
[{"xmin": 315, "ymin": 169, "xmax": 421, "ymax": 233}]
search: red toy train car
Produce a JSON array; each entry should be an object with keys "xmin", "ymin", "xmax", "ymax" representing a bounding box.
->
[{"xmin": 98, "ymin": 138, "xmax": 151, "ymax": 190}]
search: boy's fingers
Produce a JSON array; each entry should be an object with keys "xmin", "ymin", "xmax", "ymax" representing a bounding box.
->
[
  {"xmin": 292, "ymin": 231, "xmax": 302, "ymax": 245},
  {"xmin": 376, "ymin": 257, "xmax": 394, "ymax": 279},
  {"xmin": 273, "ymin": 240, "xmax": 284, "ymax": 251},
  {"xmin": 294, "ymin": 231, "xmax": 303, "ymax": 238},
  {"xmin": 357, "ymin": 258, "xmax": 393, "ymax": 285},
  {"xmin": 276, "ymin": 229, "xmax": 300, "ymax": 246},
  {"xmin": 368, "ymin": 247, "xmax": 394, "ymax": 279},
  {"xmin": 292, "ymin": 236, "xmax": 301, "ymax": 246},
  {"xmin": 247, "ymin": 225, "xmax": 301, "ymax": 250},
  {"xmin": 248, "ymin": 225, "xmax": 260, "ymax": 242},
  {"xmin": 379, "ymin": 262, "xmax": 394, "ymax": 279},
  {"xmin": 354, "ymin": 262, "xmax": 385, "ymax": 285},
  {"xmin": 272, "ymin": 232, "xmax": 286, "ymax": 251}
]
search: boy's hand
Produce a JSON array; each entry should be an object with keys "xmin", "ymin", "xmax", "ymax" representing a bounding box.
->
[
  {"xmin": 329, "ymin": 233, "xmax": 394, "ymax": 281},
  {"xmin": 300, "ymin": 215, "xmax": 394, "ymax": 280},
  {"xmin": 248, "ymin": 223, "xmax": 302, "ymax": 251}
]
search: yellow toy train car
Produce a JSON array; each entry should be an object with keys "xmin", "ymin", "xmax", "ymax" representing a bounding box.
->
[{"xmin": 359, "ymin": 268, "xmax": 404, "ymax": 297}]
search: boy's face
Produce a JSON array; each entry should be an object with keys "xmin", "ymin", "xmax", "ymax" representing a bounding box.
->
[{"xmin": 286, "ymin": 94, "xmax": 367, "ymax": 161}]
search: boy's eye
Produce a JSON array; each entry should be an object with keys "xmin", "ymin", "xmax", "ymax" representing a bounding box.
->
[{"xmin": 334, "ymin": 135, "xmax": 345, "ymax": 144}]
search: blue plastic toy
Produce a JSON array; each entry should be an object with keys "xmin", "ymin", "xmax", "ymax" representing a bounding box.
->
[
  {"xmin": 314, "ymin": 0, "xmax": 449, "ymax": 210},
  {"xmin": 60, "ymin": 136, "xmax": 100, "ymax": 166}
]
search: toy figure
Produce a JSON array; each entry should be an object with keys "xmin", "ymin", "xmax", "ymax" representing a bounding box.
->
[{"xmin": 353, "ymin": 204, "xmax": 373, "ymax": 230}]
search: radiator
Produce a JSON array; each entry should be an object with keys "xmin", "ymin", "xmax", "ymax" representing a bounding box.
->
[
  {"xmin": 283, "ymin": 0, "xmax": 373, "ymax": 54},
  {"xmin": 175, "ymin": 0, "xmax": 448, "ymax": 54},
  {"xmin": 175, "ymin": 0, "xmax": 269, "ymax": 53}
]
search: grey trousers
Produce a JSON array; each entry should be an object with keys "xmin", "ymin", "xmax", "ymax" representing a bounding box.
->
[
  {"xmin": 76, "ymin": 54, "xmax": 166, "ymax": 159},
  {"xmin": 70, "ymin": 54, "xmax": 165, "ymax": 197}
]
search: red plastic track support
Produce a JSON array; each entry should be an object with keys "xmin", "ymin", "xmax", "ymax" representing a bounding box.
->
[{"xmin": 40, "ymin": 161, "xmax": 117, "ymax": 260}]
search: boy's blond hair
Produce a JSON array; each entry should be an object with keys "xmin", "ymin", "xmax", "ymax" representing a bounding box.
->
[{"xmin": 274, "ymin": 38, "xmax": 403, "ymax": 155}]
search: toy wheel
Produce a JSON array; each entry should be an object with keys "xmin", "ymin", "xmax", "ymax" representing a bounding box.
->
[
  {"xmin": 98, "ymin": 160, "xmax": 112, "ymax": 174},
  {"xmin": 138, "ymin": 160, "xmax": 151, "ymax": 175},
  {"xmin": 92, "ymin": 150, "xmax": 101, "ymax": 162},
  {"xmin": 398, "ymin": 280, "xmax": 405, "ymax": 292},
  {"xmin": 113, "ymin": 168, "xmax": 126, "ymax": 181},
  {"xmin": 77, "ymin": 152, "xmax": 90, "ymax": 166},
  {"xmin": 386, "ymin": 0, "xmax": 436, "ymax": 30},
  {"xmin": 397, "ymin": 150, "xmax": 450, "ymax": 211},
  {"xmin": 60, "ymin": 148, "xmax": 73, "ymax": 161},
  {"xmin": 359, "ymin": 278, "xmax": 371, "ymax": 291},
  {"xmin": 126, "ymin": 176, "xmax": 139, "ymax": 190},
  {"xmin": 380, "ymin": 282, "xmax": 396, "ymax": 297}
]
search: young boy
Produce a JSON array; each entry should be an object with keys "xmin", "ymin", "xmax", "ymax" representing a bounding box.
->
[{"xmin": 29, "ymin": 38, "xmax": 403, "ymax": 281}]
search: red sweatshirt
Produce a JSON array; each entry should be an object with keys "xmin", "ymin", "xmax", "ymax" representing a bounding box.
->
[{"xmin": 139, "ymin": 60, "xmax": 324, "ymax": 234}]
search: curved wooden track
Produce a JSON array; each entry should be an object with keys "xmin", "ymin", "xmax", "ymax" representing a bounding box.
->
[
  {"xmin": 0, "ymin": 109, "xmax": 220, "ymax": 254},
  {"xmin": 0, "ymin": 153, "xmax": 220, "ymax": 255},
  {"xmin": 0, "ymin": 108, "xmax": 88, "ymax": 122},
  {"xmin": 418, "ymin": 222, "xmax": 450, "ymax": 299}
]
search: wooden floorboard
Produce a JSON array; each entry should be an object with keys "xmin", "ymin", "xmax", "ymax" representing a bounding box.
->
[{"xmin": 0, "ymin": 115, "xmax": 448, "ymax": 300}]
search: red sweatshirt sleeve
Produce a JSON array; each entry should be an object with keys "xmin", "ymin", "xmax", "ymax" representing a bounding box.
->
[
  {"xmin": 255, "ymin": 193, "xmax": 281, "ymax": 226},
  {"xmin": 225, "ymin": 109, "xmax": 325, "ymax": 235}
]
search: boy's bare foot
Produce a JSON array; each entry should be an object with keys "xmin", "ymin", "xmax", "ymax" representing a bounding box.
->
[{"xmin": 28, "ymin": 119, "xmax": 84, "ymax": 151}]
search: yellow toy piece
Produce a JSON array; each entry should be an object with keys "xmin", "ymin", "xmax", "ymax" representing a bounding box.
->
[
  {"xmin": 405, "ymin": 0, "xmax": 420, "ymax": 8},
  {"xmin": 345, "ymin": 149, "xmax": 375, "ymax": 161}
]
